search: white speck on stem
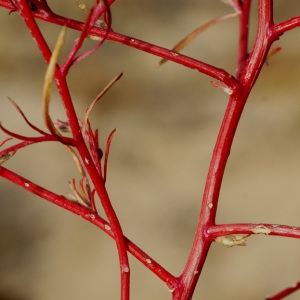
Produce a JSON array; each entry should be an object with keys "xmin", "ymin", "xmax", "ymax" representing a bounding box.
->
[
  {"xmin": 85, "ymin": 157, "xmax": 89, "ymax": 164},
  {"xmin": 104, "ymin": 224, "xmax": 111, "ymax": 231},
  {"xmin": 208, "ymin": 202, "xmax": 213, "ymax": 209},
  {"xmin": 122, "ymin": 266, "xmax": 130, "ymax": 273},
  {"xmin": 165, "ymin": 284, "xmax": 176, "ymax": 292},
  {"xmin": 251, "ymin": 225, "xmax": 271, "ymax": 235},
  {"xmin": 145, "ymin": 258, "xmax": 152, "ymax": 264},
  {"xmin": 24, "ymin": 183, "xmax": 30, "ymax": 187},
  {"xmin": 89, "ymin": 214, "xmax": 96, "ymax": 220},
  {"xmin": 224, "ymin": 86, "xmax": 233, "ymax": 95}
]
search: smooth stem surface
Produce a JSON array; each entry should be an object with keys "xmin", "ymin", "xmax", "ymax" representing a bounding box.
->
[
  {"xmin": 266, "ymin": 282, "xmax": 300, "ymax": 300},
  {"xmin": 236, "ymin": 0, "xmax": 251, "ymax": 79},
  {"xmin": 0, "ymin": 165, "xmax": 177, "ymax": 287},
  {"xmin": 173, "ymin": 1, "xmax": 279, "ymax": 298},
  {"xmin": 174, "ymin": 91, "xmax": 248, "ymax": 299},
  {"xmin": 15, "ymin": 1, "xmax": 130, "ymax": 298},
  {"xmin": 1, "ymin": 1, "xmax": 300, "ymax": 299}
]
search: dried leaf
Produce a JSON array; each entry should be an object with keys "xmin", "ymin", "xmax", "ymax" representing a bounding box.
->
[
  {"xmin": 82, "ymin": 72, "xmax": 122, "ymax": 134},
  {"xmin": 84, "ymin": 120, "xmax": 102, "ymax": 177},
  {"xmin": 43, "ymin": 26, "xmax": 66, "ymax": 136},
  {"xmin": 215, "ymin": 234, "xmax": 250, "ymax": 247},
  {"xmin": 159, "ymin": 13, "xmax": 238, "ymax": 66},
  {"xmin": 103, "ymin": 128, "xmax": 116, "ymax": 183},
  {"xmin": 220, "ymin": 0, "xmax": 241, "ymax": 13},
  {"xmin": 76, "ymin": 1, "xmax": 88, "ymax": 14},
  {"xmin": 68, "ymin": 178, "xmax": 91, "ymax": 208},
  {"xmin": 266, "ymin": 47, "xmax": 282, "ymax": 65},
  {"xmin": 64, "ymin": 145, "xmax": 87, "ymax": 180},
  {"xmin": 0, "ymin": 151, "xmax": 15, "ymax": 165}
]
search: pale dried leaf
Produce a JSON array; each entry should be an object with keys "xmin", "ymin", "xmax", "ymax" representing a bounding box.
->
[
  {"xmin": 43, "ymin": 26, "xmax": 66, "ymax": 135},
  {"xmin": 82, "ymin": 73, "xmax": 122, "ymax": 134},
  {"xmin": 159, "ymin": 13, "xmax": 238, "ymax": 66}
]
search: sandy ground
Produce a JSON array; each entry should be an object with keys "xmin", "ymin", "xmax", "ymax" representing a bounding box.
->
[{"xmin": 0, "ymin": 1, "xmax": 300, "ymax": 299}]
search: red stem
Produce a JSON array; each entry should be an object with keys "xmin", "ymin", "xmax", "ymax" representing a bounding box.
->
[
  {"xmin": 173, "ymin": 1, "xmax": 281, "ymax": 298},
  {"xmin": 208, "ymin": 224, "xmax": 300, "ymax": 240},
  {"xmin": 236, "ymin": 0, "xmax": 251, "ymax": 79},
  {"xmin": 266, "ymin": 282, "xmax": 300, "ymax": 300},
  {"xmin": 0, "ymin": 166, "xmax": 177, "ymax": 289},
  {"xmin": 0, "ymin": 0, "xmax": 240, "ymax": 92},
  {"xmin": 274, "ymin": 16, "xmax": 300, "ymax": 36},
  {"xmin": 1, "ymin": 1, "xmax": 300, "ymax": 299},
  {"xmin": 56, "ymin": 62, "xmax": 131, "ymax": 300},
  {"xmin": 0, "ymin": 136, "xmax": 75, "ymax": 157},
  {"xmin": 173, "ymin": 91, "xmax": 248, "ymax": 299},
  {"xmin": 14, "ymin": 1, "xmax": 130, "ymax": 298},
  {"xmin": 240, "ymin": 0, "xmax": 274, "ymax": 89}
]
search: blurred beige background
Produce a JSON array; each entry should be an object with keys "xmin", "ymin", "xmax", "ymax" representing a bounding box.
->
[{"xmin": 0, "ymin": 1, "xmax": 300, "ymax": 299}]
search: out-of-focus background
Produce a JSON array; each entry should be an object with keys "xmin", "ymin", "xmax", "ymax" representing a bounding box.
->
[{"xmin": 0, "ymin": 1, "xmax": 300, "ymax": 299}]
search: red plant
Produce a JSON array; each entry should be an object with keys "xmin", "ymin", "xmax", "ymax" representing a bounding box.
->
[{"xmin": 0, "ymin": 1, "xmax": 300, "ymax": 299}]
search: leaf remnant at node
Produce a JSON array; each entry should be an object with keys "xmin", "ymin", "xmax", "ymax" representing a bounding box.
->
[{"xmin": 215, "ymin": 234, "xmax": 250, "ymax": 247}]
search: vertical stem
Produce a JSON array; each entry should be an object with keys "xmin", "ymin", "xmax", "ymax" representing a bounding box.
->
[
  {"xmin": 240, "ymin": 0, "xmax": 274, "ymax": 89},
  {"xmin": 173, "ymin": 90, "xmax": 248, "ymax": 300},
  {"xmin": 174, "ymin": 1, "xmax": 275, "ymax": 299},
  {"xmin": 236, "ymin": 0, "xmax": 252, "ymax": 79},
  {"xmin": 56, "ymin": 75, "xmax": 130, "ymax": 300},
  {"xmin": 14, "ymin": 1, "xmax": 130, "ymax": 298}
]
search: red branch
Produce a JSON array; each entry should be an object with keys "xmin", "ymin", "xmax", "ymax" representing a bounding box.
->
[
  {"xmin": 266, "ymin": 282, "xmax": 300, "ymax": 300},
  {"xmin": 12, "ymin": 0, "xmax": 130, "ymax": 298},
  {"xmin": 208, "ymin": 224, "xmax": 300, "ymax": 240},
  {"xmin": 1, "ymin": 0, "xmax": 300, "ymax": 299},
  {"xmin": 0, "ymin": 166, "xmax": 177, "ymax": 289}
]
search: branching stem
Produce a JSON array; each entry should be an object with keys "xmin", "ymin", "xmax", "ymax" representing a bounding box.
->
[{"xmin": 0, "ymin": 0, "xmax": 300, "ymax": 299}]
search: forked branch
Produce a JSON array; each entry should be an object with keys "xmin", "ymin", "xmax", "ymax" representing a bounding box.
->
[{"xmin": 0, "ymin": 0, "xmax": 300, "ymax": 299}]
